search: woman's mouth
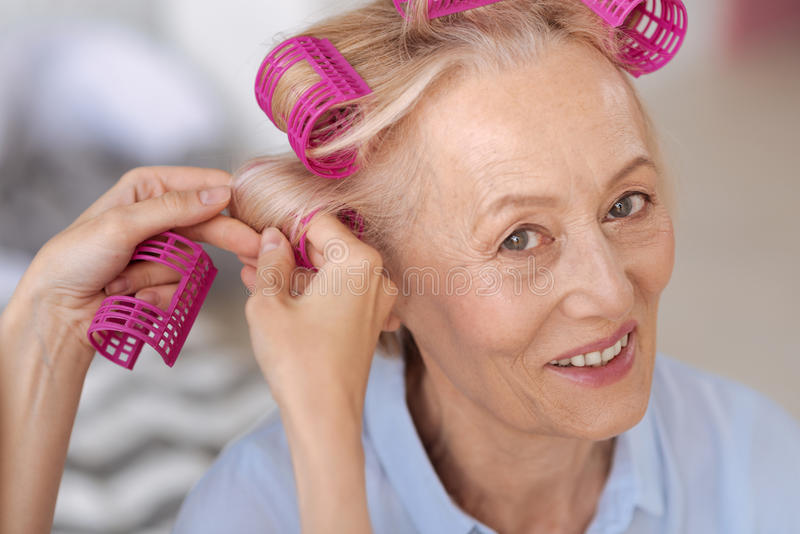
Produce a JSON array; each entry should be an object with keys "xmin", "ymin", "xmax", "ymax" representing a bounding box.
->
[
  {"xmin": 544, "ymin": 323, "xmax": 637, "ymax": 388},
  {"xmin": 547, "ymin": 330, "xmax": 629, "ymax": 368}
]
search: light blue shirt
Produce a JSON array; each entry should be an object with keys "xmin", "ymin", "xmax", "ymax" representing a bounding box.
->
[{"xmin": 173, "ymin": 351, "xmax": 800, "ymax": 533}]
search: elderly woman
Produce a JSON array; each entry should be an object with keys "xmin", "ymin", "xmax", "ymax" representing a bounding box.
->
[{"xmin": 1, "ymin": 1, "xmax": 799, "ymax": 533}]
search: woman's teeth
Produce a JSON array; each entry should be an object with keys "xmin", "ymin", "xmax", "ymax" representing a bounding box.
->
[{"xmin": 548, "ymin": 332, "xmax": 629, "ymax": 368}]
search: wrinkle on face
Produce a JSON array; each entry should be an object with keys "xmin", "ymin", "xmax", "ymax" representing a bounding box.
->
[{"xmin": 394, "ymin": 39, "xmax": 675, "ymax": 439}]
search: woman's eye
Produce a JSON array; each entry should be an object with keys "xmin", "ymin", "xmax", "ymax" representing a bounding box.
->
[
  {"xmin": 607, "ymin": 192, "xmax": 649, "ymax": 220},
  {"xmin": 501, "ymin": 228, "xmax": 543, "ymax": 252},
  {"xmin": 499, "ymin": 192, "xmax": 650, "ymax": 253}
]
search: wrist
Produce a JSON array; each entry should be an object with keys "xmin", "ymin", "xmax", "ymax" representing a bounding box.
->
[
  {"xmin": 270, "ymin": 367, "xmax": 366, "ymax": 419},
  {"xmin": 1, "ymin": 280, "xmax": 94, "ymax": 375},
  {"xmin": 279, "ymin": 392, "xmax": 364, "ymax": 445},
  {"xmin": 0, "ymin": 283, "xmax": 94, "ymax": 534},
  {"xmin": 281, "ymin": 406, "xmax": 371, "ymax": 534}
]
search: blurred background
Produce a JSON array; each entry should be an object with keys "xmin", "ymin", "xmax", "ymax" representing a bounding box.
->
[{"xmin": 0, "ymin": 0, "xmax": 797, "ymax": 532}]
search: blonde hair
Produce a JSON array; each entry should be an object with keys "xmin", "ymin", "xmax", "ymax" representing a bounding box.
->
[{"xmin": 230, "ymin": 0, "xmax": 673, "ymax": 357}]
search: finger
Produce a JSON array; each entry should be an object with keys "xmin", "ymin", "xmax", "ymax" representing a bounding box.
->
[
  {"xmin": 73, "ymin": 166, "xmax": 232, "ymax": 228},
  {"xmin": 303, "ymin": 212, "xmax": 373, "ymax": 270},
  {"xmin": 250, "ymin": 227, "xmax": 295, "ymax": 304},
  {"xmin": 103, "ymin": 186, "xmax": 232, "ymax": 250},
  {"xmin": 104, "ymin": 261, "xmax": 182, "ymax": 296},
  {"xmin": 241, "ymin": 265, "xmax": 257, "ymax": 293},
  {"xmin": 134, "ymin": 283, "xmax": 180, "ymax": 311},
  {"xmin": 174, "ymin": 214, "xmax": 261, "ymax": 258},
  {"xmin": 238, "ymin": 254, "xmax": 258, "ymax": 267},
  {"xmin": 303, "ymin": 240, "xmax": 326, "ymax": 268},
  {"xmin": 241, "ymin": 263, "xmax": 311, "ymax": 298},
  {"xmin": 289, "ymin": 267, "xmax": 314, "ymax": 297}
]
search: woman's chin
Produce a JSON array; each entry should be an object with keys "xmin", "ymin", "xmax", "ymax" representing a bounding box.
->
[{"xmin": 527, "ymin": 345, "xmax": 655, "ymax": 440}]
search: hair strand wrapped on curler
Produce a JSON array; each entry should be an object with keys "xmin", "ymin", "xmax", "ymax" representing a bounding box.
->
[{"xmin": 254, "ymin": 36, "xmax": 373, "ymax": 179}]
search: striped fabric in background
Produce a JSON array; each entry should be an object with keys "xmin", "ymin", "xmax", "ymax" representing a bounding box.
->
[{"xmin": 52, "ymin": 300, "xmax": 275, "ymax": 534}]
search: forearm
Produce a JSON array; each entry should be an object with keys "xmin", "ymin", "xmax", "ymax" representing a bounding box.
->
[
  {"xmin": 0, "ymin": 289, "xmax": 93, "ymax": 534},
  {"xmin": 281, "ymin": 399, "xmax": 373, "ymax": 534}
]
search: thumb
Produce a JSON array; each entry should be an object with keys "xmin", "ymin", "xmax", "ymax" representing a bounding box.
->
[
  {"xmin": 111, "ymin": 185, "xmax": 232, "ymax": 248},
  {"xmin": 252, "ymin": 227, "xmax": 295, "ymax": 301}
]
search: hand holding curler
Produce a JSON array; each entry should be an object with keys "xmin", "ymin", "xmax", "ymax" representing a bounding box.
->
[
  {"xmin": 4, "ymin": 167, "xmax": 260, "ymax": 365},
  {"xmin": 0, "ymin": 166, "xmax": 260, "ymax": 534},
  {"xmin": 240, "ymin": 212, "xmax": 398, "ymax": 534}
]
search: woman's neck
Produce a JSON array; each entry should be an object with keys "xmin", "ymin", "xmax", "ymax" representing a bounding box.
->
[{"xmin": 404, "ymin": 349, "xmax": 615, "ymax": 534}]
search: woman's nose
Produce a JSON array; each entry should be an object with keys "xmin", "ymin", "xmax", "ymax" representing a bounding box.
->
[{"xmin": 555, "ymin": 225, "xmax": 634, "ymax": 322}]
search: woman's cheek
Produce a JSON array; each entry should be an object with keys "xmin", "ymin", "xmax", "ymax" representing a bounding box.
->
[
  {"xmin": 448, "ymin": 273, "xmax": 552, "ymax": 355},
  {"xmin": 609, "ymin": 206, "xmax": 675, "ymax": 297},
  {"xmin": 632, "ymin": 211, "xmax": 675, "ymax": 296}
]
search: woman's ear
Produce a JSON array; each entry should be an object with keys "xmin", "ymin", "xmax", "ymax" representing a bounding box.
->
[{"xmin": 381, "ymin": 270, "xmax": 404, "ymax": 332}]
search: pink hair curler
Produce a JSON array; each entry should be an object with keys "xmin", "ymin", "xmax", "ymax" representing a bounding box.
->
[
  {"xmin": 87, "ymin": 231, "xmax": 217, "ymax": 370},
  {"xmin": 290, "ymin": 208, "xmax": 366, "ymax": 270},
  {"xmin": 393, "ymin": 0, "xmax": 505, "ymax": 19},
  {"xmin": 254, "ymin": 36, "xmax": 372, "ymax": 179},
  {"xmin": 580, "ymin": 0, "xmax": 688, "ymax": 77}
]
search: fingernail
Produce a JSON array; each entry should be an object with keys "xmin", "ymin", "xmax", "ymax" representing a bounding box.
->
[
  {"xmin": 260, "ymin": 228, "xmax": 282, "ymax": 254},
  {"xmin": 137, "ymin": 290, "xmax": 159, "ymax": 307},
  {"xmin": 199, "ymin": 185, "xmax": 231, "ymax": 205},
  {"xmin": 105, "ymin": 276, "xmax": 129, "ymax": 295}
]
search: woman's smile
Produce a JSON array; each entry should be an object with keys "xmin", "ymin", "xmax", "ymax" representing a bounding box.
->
[{"xmin": 545, "ymin": 323, "xmax": 638, "ymax": 388}]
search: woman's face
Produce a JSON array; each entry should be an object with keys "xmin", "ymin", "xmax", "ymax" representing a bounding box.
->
[{"xmin": 391, "ymin": 41, "xmax": 675, "ymax": 440}]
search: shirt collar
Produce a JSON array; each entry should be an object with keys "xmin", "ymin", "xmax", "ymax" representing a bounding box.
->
[
  {"xmin": 587, "ymin": 360, "xmax": 666, "ymax": 533},
  {"xmin": 364, "ymin": 349, "xmax": 666, "ymax": 534},
  {"xmin": 364, "ymin": 351, "xmax": 494, "ymax": 534},
  {"xmin": 626, "ymin": 390, "xmax": 666, "ymax": 519}
]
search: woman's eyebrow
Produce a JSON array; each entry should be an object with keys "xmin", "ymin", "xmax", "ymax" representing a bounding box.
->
[{"xmin": 472, "ymin": 155, "xmax": 656, "ymax": 230}]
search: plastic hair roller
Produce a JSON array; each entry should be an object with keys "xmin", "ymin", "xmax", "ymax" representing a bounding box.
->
[
  {"xmin": 254, "ymin": 36, "xmax": 372, "ymax": 179},
  {"xmin": 87, "ymin": 231, "xmax": 217, "ymax": 370},
  {"xmin": 290, "ymin": 208, "xmax": 366, "ymax": 270},
  {"xmin": 393, "ymin": 0, "xmax": 505, "ymax": 19},
  {"xmin": 580, "ymin": 0, "xmax": 687, "ymax": 77}
]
